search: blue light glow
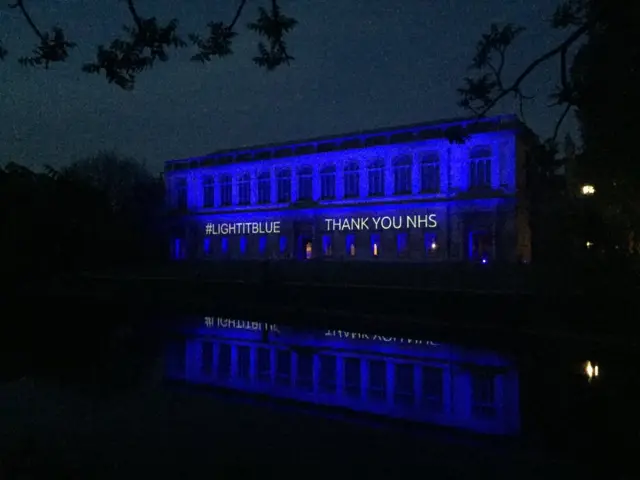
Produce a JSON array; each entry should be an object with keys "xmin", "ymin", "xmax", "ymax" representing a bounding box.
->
[{"xmin": 166, "ymin": 316, "xmax": 521, "ymax": 435}]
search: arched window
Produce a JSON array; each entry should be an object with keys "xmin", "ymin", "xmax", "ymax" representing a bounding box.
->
[
  {"xmin": 276, "ymin": 168, "xmax": 291, "ymax": 203},
  {"xmin": 220, "ymin": 174, "xmax": 232, "ymax": 206},
  {"xmin": 257, "ymin": 171, "xmax": 271, "ymax": 204},
  {"xmin": 297, "ymin": 165, "xmax": 313, "ymax": 201},
  {"xmin": 238, "ymin": 172, "xmax": 251, "ymax": 205},
  {"xmin": 469, "ymin": 146, "xmax": 492, "ymax": 189},
  {"xmin": 368, "ymin": 158, "xmax": 385, "ymax": 197},
  {"xmin": 420, "ymin": 152, "xmax": 440, "ymax": 193},
  {"xmin": 320, "ymin": 165, "xmax": 336, "ymax": 200},
  {"xmin": 392, "ymin": 155, "xmax": 412, "ymax": 195},
  {"xmin": 203, "ymin": 175, "xmax": 215, "ymax": 207},
  {"xmin": 344, "ymin": 162, "xmax": 360, "ymax": 198}
]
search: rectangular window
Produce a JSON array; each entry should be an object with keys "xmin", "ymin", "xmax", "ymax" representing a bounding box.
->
[
  {"xmin": 203, "ymin": 175, "xmax": 215, "ymax": 207},
  {"xmin": 277, "ymin": 171, "xmax": 291, "ymax": 203},
  {"xmin": 368, "ymin": 165, "xmax": 384, "ymax": 197},
  {"xmin": 173, "ymin": 238, "xmax": 182, "ymax": 260},
  {"xmin": 257, "ymin": 348, "xmax": 272, "ymax": 383},
  {"xmin": 346, "ymin": 234, "xmax": 356, "ymax": 257},
  {"xmin": 421, "ymin": 154, "xmax": 440, "ymax": 193},
  {"xmin": 201, "ymin": 342, "xmax": 213, "ymax": 375},
  {"xmin": 472, "ymin": 372, "xmax": 496, "ymax": 418},
  {"xmin": 344, "ymin": 357, "xmax": 361, "ymax": 398},
  {"xmin": 469, "ymin": 146, "xmax": 492, "ymax": 190},
  {"xmin": 318, "ymin": 354, "xmax": 337, "ymax": 394},
  {"xmin": 421, "ymin": 366, "xmax": 443, "ymax": 411},
  {"xmin": 239, "ymin": 236, "xmax": 247, "ymax": 254},
  {"xmin": 203, "ymin": 237, "xmax": 211, "ymax": 256},
  {"xmin": 259, "ymin": 236, "xmax": 267, "ymax": 255},
  {"xmin": 370, "ymin": 233, "xmax": 380, "ymax": 257},
  {"xmin": 394, "ymin": 363, "xmax": 415, "ymax": 406},
  {"xmin": 279, "ymin": 236, "xmax": 287, "ymax": 255},
  {"xmin": 425, "ymin": 233, "xmax": 438, "ymax": 255},
  {"xmin": 322, "ymin": 234, "xmax": 332, "ymax": 256},
  {"xmin": 344, "ymin": 164, "xmax": 360, "ymax": 198},
  {"xmin": 221, "ymin": 237, "xmax": 229, "ymax": 254},
  {"xmin": 396, "ymin": 232, "xmax": 408, "ymax": 257},
  {"xmin": 368, "ymin": 360, "xmax": 387, "ymax": 401}
]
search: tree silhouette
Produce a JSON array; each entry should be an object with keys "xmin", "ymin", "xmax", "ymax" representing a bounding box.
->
[{"xmin": 2, "ymin": 0, "xmax": 297, "ymax": 90}]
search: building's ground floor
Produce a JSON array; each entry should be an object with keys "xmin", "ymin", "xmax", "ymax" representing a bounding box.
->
[{"xmin": 171, "ymin": 198, "xmax": 531, "ymax": 263}]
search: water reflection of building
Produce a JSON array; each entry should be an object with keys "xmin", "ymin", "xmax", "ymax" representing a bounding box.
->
[
  {"xmin": 165, "ymin": 317, "xmax": 520, "ymax": 435},
  {"xmin": 164, "ymin": 115, "xmax": 532, "ymax": 263}
]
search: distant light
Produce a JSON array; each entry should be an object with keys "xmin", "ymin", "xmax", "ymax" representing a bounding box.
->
[
  {"xmin": 430, "ymin": 241, "xmax": 437, "ymax": 250},
  {"xmin": 581, "ymin": 184, "xmax": 595, "ymax": 195},
  {"xmin": 481, "ymin": 258, "xmax": 487, "ymax": 264},
  {"xmin": 305, "ymin": 242, "xmax": 312, "ymax": 260},
  {"xmin": 586, "ymin": 241, "xmax": 594, "ymax": 248},
  {"xmin": 373, "ymin": 243, "xmax": 378, "ymax": 256},
  {"xmin": 584, "ymin": 360, "xmax": 600, "ymax": 381}
]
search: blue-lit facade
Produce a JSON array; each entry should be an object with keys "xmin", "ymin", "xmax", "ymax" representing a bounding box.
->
[
  {"xmin": 165, "ymin": 316, "xmax": 521, "ymax": 435},
  {"xmin": 164, "ymin": 115, "xmax": 532, "ymax": 263}
]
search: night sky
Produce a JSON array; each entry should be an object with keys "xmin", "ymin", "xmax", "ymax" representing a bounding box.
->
[{"xmin": 0, "ymin": 0, "xmax": 567, "ymax": 172}]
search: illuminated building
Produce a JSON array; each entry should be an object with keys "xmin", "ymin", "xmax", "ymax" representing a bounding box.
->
[
  {"xmin": 165, "ymin": 316, "xmax": 521, "ymax": 435},
  {"xmin": 164, "ymin": 115, "xmax": 532, "ymax": 263}
]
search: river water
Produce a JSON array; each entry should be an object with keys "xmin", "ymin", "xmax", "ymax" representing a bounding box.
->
[{"xmin": 1, "ymin": 313, "xmax": 637, "ymax": 478}]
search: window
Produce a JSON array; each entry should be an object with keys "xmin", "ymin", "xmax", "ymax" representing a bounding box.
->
[
  {"xmin": 203, "ymin": 175, "xmax": 215, "ymax": 207},
  {"xmin": 469, "ymin": 146, "xmax": 492, "ymax": 189},
  {"xmin": 257, "ymin": 172, "xmax": 271, "ymax": 204},
  {"xmin": 368, "ymin": 360, "xmax": 387, "ymax": 401},
  {"xmin": 368, "ymin": 158, "xmax": 385, "ymax": 197},
  {"xmin": 346, "ymin": 234, "xmax": 356, "ymax": 257},
  {"xmin": 421, "ymin": 153, "xmax": 440, "ymax": 193},
  {"xmin": 370, "ymin": 233, "xmax": 380, "ymax": 257},
  {"xmin": 257, "ymin": 348, "xmax": 272, "ymax": 383},
  {"xmin": 393, "ymin": 155, "xmax": 412, "ymax": 194},
  {"xmin": 279, "ymin": 236, "xmax": 287, "ymax": 255},
  {"xmin": 397, "ymin": 232, "xmax": 409, "ymax": 257},
  {"xmin": 220, "ymin": 174, "xmax": 232, "ymax": 206},
  {"xmin": 217, "ymin": 343, "xmax": 232, "ymax": 380},
  {"xmin": 472, "ymin": 372, "xmax": 496, "ymax": 418},
  {"xmin": 320, "ymin": 165, "xmax": 336, "ymax": 200},
  {"xmin": 469, "ymin": 231, "xmax": 492, "ymax": 261},
  {"xmin": 203, "ymin": 237, "xmax": 211, "ymax": 256},
  {"xmin": 318, "ymin": 354, "xmax": 337, "ymax": 394},
  {"xmin": 221, "ymin": 237, "xmax": 229, "ymax": 254},
  {"xmin": 344, "ymin": 357, "xmax": 361, "ymax": 398},
  {"xmin": 237, "ymin": 346, "xmax": 251, "ymax": 381},
  {"xmin": 424, "ymin": 233, "xmax": 438, "ymax": 254},
  {"xmin": 296, "ymin": 351, "xmax": 314, "ymax": 392},
  {"xmin": 421, "ymin": 366, "xmax": 443, "ymax": 411},
  {"xmin": 259, "ymin": 236, "xmax": 267, "ymax": 255},
  {"xmin": 276, "ymin": 350, "xmax": 292, "ymax": 386},
  {"xmin": 394, "ymin": 363, "xmax": 415, "ymax": 406},
  {"xmin": 322, "ymin": 234, "xmax": 332, "ymax": 256},
  {"xmin": 239, "ymin": 236, "xmax": 247, "ymax": 254},
  {"xmin": 276, "ymin": 168, "xmax": 291, "ymax": 203},
  {"xmin": 238, "ymin": 172, "xmax": 251, "ymax": 205},
  {"xmin": 175, "ymin": 177, "xmax": 187, "ymax": 210},
  {"xmin": 201, "ymin": 342, "xmax": 213, "ymax": 375},
  {"xmin": 297, "ymin": 166, "xmax": 313, "ymax": 201},
  {"xmin": 344, "ymin": 162, "xmax": 360, "ymax": 198}
]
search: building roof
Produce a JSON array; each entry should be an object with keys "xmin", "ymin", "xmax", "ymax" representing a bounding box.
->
[{"xmin": 165, "ymin": 114, "xmax": 520, "ymax": 172}]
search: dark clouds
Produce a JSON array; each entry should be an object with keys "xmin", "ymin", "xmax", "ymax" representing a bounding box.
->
[{"xmin": 0, "ymin": 0, "xmax": 567, "ymax": 171}]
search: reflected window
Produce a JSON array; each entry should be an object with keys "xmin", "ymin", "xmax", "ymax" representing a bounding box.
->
[
  {"xmin": 296, "ymin": 351, "xmax": 314, "ymax": 392},
  {"xmin": 238, "ymin": 172, "xmax": 251, "ymax": 205},
  {"xmin": 220, "ymin": 174, "xmax": 233, "ymax": 206},
  {"xmin": 393, "ymin": 155, "xmax": 412, "ymax": 195},
  {"xmin": 276, "ymin": 350, "xmax": 292, "ymax": 387},
  {"xmin": 421, "ymin": 366, "xmax": 443, "ymax": 411},
  {"xmin": 344, "ymin": 162, "xmax": 360, "ymax": 198},
  {"xmin": 394, "ymin": 363, "xmax": 415, "ymax": 406},
  {"xmin": 237, "ymin": 345, "xmax": 251, "ymax": 381},
  {"xmin": 258, "ymin": 172, "xmax": 271, "ymax": 204},
  {"xmin": 319, "ymin": 354, "xmax": 337, "ymax": 394},
  {"xmin": 472, "ymin": 372, "xmax": 496, "ymax": 418},
  {"xmin": 216, "ymin": 343, "xmax": 232, "ymax": 380},
  {"xmin": 203, "ymin": 175, "xmax": 215, "ymax": 207},
  {"xmin": 320, "ymin": 165, "xmax": 336, "ymax": 199},
  {"xmin": 469, "ymin": 146, "xmax": 492, "ymax": 189},
  {"xmin": 368, "ymin": 360, "xmax": 387, "ymax": 401},
  {"xmin": 368, "ymin": 158, "xmax": 385, "ymax": 197},
  {"xmin": 421, "ymin": 152, "xmax": 440, "ymax": 193},
  {"xmin": 344, "ymin": 357, "xmax": 361, "ymax": 398},
  {"xmin": 201, "ymin": 341, "xmax": 213, "ymax": 375},
  {"xmin": 298, "ymin": 166, "xmax": 313, "ymax": 201},
  {"xmin": 257, "ymin": 348, "xmax": 272, "ymax": 383}
]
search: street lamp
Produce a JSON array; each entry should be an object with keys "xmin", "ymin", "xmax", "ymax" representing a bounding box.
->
[{"xmin": 581, "ymin": 184, "xmax": 595, "ymax": 195}]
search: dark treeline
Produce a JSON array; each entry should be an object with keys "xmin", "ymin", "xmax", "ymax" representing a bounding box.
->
[{"xmin": 0, "ymin": 151, "xmax": 166, "ymax": 287}]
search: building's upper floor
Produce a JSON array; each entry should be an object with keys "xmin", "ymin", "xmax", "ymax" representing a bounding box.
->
[{"xmin": 164, "ymin": 115, "xmax": 530, "ymax": 212}]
